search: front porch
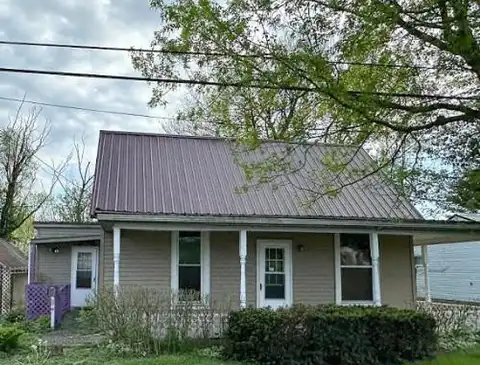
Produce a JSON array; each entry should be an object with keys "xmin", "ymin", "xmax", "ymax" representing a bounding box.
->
[{"xmin": 105, "ymin": 227, "xmax": 414, "ymax": 309}]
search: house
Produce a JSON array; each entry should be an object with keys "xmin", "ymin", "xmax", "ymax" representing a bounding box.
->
[
  {"xmin": 416, "ymin": 213, "xmax": 480, "ymax": 303},
  {"xmin": 0, "ymin": 238, "xmax": 27, "ymax": 313},
  {"xmin": 28, "ymin": 131, "xmax": 480, "ymax": 312}
]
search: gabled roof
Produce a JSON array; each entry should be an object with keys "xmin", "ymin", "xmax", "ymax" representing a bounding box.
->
[
  {"xmin": 448, "ymin": 213, "xmax": 480, "ymax": 222},
  {"xmin": 91, "ymin": 131, "xmax": 422, "ymax": 221},
  {"xmin": 0, "ymin": 238, "xmax": 27, "ymax": 269}
]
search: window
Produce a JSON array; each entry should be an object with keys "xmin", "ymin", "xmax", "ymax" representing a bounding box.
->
[
  {"xmin": 178, "ymin": 232, "xmax": 201, "ymax": 293},
  {"xmin": 340, "ymin": 233, "xmax": 373, "ymax": 302},
  {"xmin": 264, "ymin": 248, "xmax": 285, "ymax": 299},
  {"xmin": 414, "ymin": 252, "xmax": 424, "ymax": 266},
  {"xmin": 172, "ymin": 231, "xmax": 210, "ymax": 300},
  {"xmin": 76, "ymin": 252, "xmax": 93, "ymax": 289}
]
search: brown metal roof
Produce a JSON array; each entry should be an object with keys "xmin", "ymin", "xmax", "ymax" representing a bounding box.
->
[
  {"xmin": 0, "ymin": 238, "xmax": 27, "ymax": 269},
  {"xmin": 91, "ymin": 131, "xmax": 422, "ymax": 220}
]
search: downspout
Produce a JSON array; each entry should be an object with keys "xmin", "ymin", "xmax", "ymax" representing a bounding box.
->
[{"xmin": 27, "ymin": 242, "xmax": 36, "ymax": 284}]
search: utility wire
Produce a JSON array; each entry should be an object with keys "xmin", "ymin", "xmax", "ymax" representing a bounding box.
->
[
  {"xmin": 0, "ymin": 66, "xmax": 477, "ymax": 101},
  {"xmin": 0, "ymin": 40, "xmax": 444, "ymax": 71},
  {"xmin": 0, "ymin": 95, "xmax": 177, "ymax": 120}
]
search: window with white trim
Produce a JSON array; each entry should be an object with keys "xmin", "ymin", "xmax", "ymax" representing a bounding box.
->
[
  {"xmin": 340, "ymin": 233, "xmax": 373, "ymax": 302},
  {"xmin": 172, "ymin": 231, "xmax": 210, "ymax": 301}
]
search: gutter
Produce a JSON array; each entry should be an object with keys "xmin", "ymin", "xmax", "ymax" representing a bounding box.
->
[{"xmin": 96, "ymin": 213, "xmax": 480, "ymax": 234}]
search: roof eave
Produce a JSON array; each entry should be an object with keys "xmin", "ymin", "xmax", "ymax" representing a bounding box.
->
[{"xmin": 96, "ymin": 213, "xmax": 480, "ymax": 234}]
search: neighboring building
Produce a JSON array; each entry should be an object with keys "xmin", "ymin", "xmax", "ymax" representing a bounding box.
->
[
  {"xmin": 416, "ymin": 213, "xmax": 480, "ymax": 303},
  {"xmin": 0, "ymin": 238, "xmax": 28, "ymax": 313},
  {"xmin": 29, "ymin": 131, "xmax": 480, "ymax": 311}
]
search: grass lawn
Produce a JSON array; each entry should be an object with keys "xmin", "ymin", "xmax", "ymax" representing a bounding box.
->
[
  {"xmin": 412, "ymin": 346, "xmax": 480, "ymax": 365},
  {"xmin": 3, "ymin": 346, "xmax": 480, "ymax": 365},
  {"xmin": 0, "ymin": 347, "xmax": 243, "ymax": 365}
]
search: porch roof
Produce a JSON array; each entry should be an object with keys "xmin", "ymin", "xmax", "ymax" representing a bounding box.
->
[{"xmin": 98, "ymin": 213, "xmax": 480, "ymax": 246}]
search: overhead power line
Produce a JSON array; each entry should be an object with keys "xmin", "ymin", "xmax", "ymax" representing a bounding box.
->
[
  {"xmin": 0, "ymin": 66, "xmax": 477, "ymax": 101},
  {"xmin": 0, "ymin": 95, "xmax": 177, "ymax": 120},
  {"xmin": 0, "ymin": 40, "xmax": 443, "ymax": 71}
]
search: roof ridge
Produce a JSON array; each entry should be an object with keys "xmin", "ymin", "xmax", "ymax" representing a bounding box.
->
[{"xmin": 98, "ymin": 129, "xmax": 356, "ymax": 149}]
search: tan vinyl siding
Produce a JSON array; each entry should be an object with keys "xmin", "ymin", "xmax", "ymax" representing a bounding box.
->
[
  {"xmin": 35, "ymin": 225, "xmax": 101, "ymax": 239},
  {"xmin": 210, "ymin": 232, "xmax": 335, "ymax": 307},
  {"xmin": 102, "ymin": 230, "xmax": 170, "ymax": 289},
  {"xmin": 36, "ymin": 244, "xmax": 71, "ymax": 284},
  {"xmin": 380, "ymin": 235, "xmax": 414, "ymax": 308},
  {"xmin": 100, "ymin": 229, "xmax": 414, "ymax": 309},
  {"xmin": 12, "ymin": 273, "xmax": 27, "ymax": 306},
  {"xmin": 210, "ymin": 232, "xmax": 240, "ymax": 307}
]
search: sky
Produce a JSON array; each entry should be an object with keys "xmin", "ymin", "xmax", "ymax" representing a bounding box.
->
[{"xmin": 0, "ymin": 0, "xmax": 183, "ymax": 181}]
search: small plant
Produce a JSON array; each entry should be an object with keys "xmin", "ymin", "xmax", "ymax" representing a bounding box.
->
[
  {"xmin": 3, "ymin": 308, "xmax": 26, "ymax": 324},
  {"xmin": 14, "ymin": 339, "xmax": 50, "ymax": 365},
  {"xmin": 24, "ymin": 316, "xmax": 51, "ymax": 334},
  {"xmin": 196, "ymin": 345, "xmax": 223, "ymax": 359},
  {"xmin": 0, "ymin": 324, "xmax": 24, "ymax": 353}
]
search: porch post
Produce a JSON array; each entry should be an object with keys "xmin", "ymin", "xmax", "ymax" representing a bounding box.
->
[
  {"xmin": 421, "ymin": 245, "xmax": 431, "ymax": 302},
  {"xmin": 113, "ymin": 226, "xmax": 121, "ymax": 295},
  {"xmin": 370, "ymin": 232, "xmax": 381, "ymax": 306},
  {"xmin": 239, "ymin": 230, "xmax": 247, "ymax": 308}
]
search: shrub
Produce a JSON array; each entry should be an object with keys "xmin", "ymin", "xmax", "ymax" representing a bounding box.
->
[
  {"xmin": 0, "ymin": 324, "xmax": 24, "ymax": 352},
  {"xmin": 224, "ymin": 305, "xmax": 437, "ymax": 365},
  {"xmin": 86, "ymin": 286, "xmax": 233, "ymax": 355},
  {"xmin": 25, "ymin": 316, "xmax": 51, "ymax": 334},
  {"xmin": 3, "ymin": 308, "xmax": 25, "ymax": 324},
  {"xmin": 417, "ymin": 301, "xmax": 480, "ymax": 351}
]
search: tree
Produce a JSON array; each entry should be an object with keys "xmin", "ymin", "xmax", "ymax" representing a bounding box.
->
[
  {"xmin": 132, "ymin": 0, "xmax": 480, "ymax": 212},
  {"xmin": 46, "ymin": 137, "xmax": 94, "ymax": 223},
  {"xmin": 0, "ymin": 101, "xmax": 63, "ymax": 239}
]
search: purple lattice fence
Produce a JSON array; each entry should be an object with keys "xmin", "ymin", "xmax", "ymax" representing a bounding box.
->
[{"xmin": 25, "ymin": 284, "xmax": 71, "ymax": 326}]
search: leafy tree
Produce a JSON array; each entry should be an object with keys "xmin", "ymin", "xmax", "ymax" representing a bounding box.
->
[
  {"xmin": 133, "ymin": 0, "xmax": 480, "ymax": 212},
  {"xmin": 0, "ymin": 102, "xmax": 64, "ymax": 238}
]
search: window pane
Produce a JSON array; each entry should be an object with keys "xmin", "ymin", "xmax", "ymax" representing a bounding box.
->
[
  {"xmin": 341, "ymin": 268, "xmax": 372, "ymax": 301},
  {"xmin": 76, "ymin": 271, "xmax": 92, "ymax": 289},
  {"xmin": 76, "ymin": 252, "xmax": 92, "ymax": 289},
  {"xmin": 179, "ymin": 232, "xmax": 201, "ymax": 264},
  {"xmin": 179, "ymin": 266, "xmax": 201, "ymax": 292},
  {"xmin": 340, "ymin": 233, "xmax": 371, "ymax": 266},
  {"xmin": 265, "ymin": 274, "xmax": 285, "ymax": 299}
]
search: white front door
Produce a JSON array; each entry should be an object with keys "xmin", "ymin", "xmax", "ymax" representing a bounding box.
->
[
  {"xmin": 71, "ymin": 246, "xmax": 98, "ymax": 307},
  {"xmin": 257, "ymin": 240, "xmax": 293, "ymax": 309}
]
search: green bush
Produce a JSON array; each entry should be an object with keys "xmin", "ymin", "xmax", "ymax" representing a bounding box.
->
[
  {"xmin": 26, "ymin": 316, "xmax": 51, "ymax": 334},
  {"xmin": 3, "ymin": 308, "xmax": 26, "ymax": 324},
  {"xmin": 0, "ymin": 324, "xmax": 24, "ymax": 352},
  {"xmin": 224, "ymin": 305, "xmax": 437, "ymax": 365}
]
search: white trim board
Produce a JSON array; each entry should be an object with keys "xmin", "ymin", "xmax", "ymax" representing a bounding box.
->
[
  {"xmin": 256, "ymin": 239, "xmax": 293, "ymax": 308},
  {"xmin": 170, "ymin": 230, "xmax": 211, "ymax": 298}
]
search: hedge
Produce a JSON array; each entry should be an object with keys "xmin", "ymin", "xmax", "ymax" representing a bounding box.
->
[{"xmin": 224, "ymin": 305, "xmax": 437, "ymax": 365}]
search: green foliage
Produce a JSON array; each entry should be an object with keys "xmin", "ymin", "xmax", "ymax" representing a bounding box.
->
[
  {"xmin": 448, "ymin": 169, "xmax": 480, "ymax": 212},
  {"xmin": 224, "ymin": 305, "xmax": 437, "ymax": 365},
  {"xmin": 24, "ymin": 317, "xmax": 50, "ymax": 334},
  {"xmin": 3, "ymin": 309, "xmax": 26, "ymax": 325},
  {"xmin": 0, "ymin": 325, "xmax": 24, "ymax": 353},
  {"xmin": 133, "ymin": 0, "xmax": 480, "ymax": 214}
]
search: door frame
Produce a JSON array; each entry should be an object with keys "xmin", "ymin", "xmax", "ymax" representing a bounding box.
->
[
  {"xmin": 70, "ymin": 246, "xmax": 99, "ymax": 307},
  {"xmin": 256, "ymin": 239, "xmax": 293, "ymax": 308}
]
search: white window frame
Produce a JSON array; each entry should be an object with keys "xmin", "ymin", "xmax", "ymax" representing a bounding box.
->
[
  {"xmin": 171, "ymin": 231, "xmax": 210, "ymax": 300},
  {"xmin": 335, "ymin": 233, "xmax": 375, "ymax": 306}
]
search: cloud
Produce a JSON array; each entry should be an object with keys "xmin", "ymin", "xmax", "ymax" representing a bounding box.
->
[{"xmin": 0, "ymin": 0, "xmax": 185, "ymax": 188}]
